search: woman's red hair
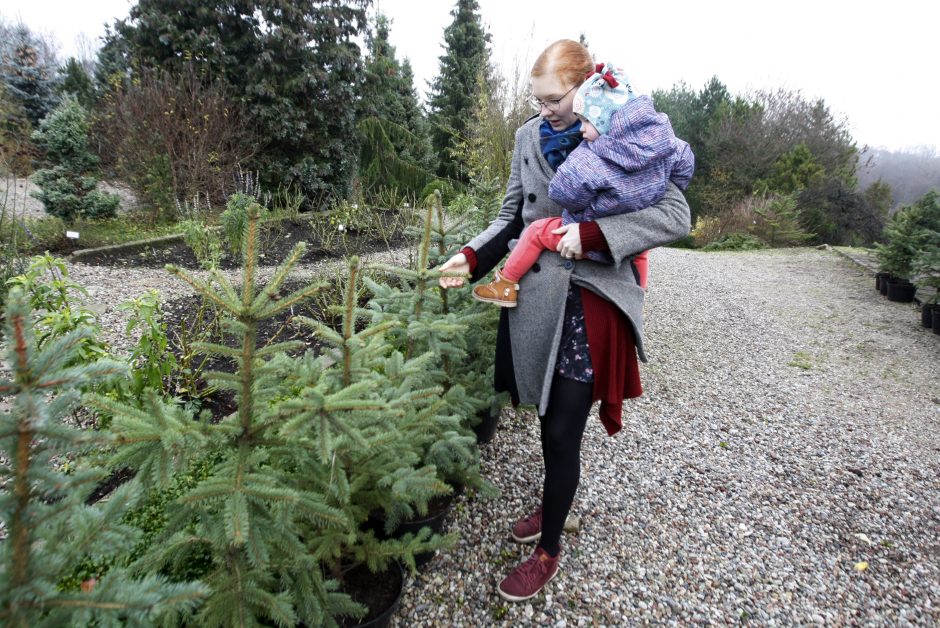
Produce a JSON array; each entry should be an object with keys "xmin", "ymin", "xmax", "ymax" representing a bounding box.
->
[{"xmin": 531, "ymin": 39, "xmax": 594, "ymax": 89}]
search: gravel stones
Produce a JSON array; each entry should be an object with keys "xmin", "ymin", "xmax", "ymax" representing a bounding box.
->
[{"xmin": 390, "ymin": 247, "xmax": 939, "ymax": 626}]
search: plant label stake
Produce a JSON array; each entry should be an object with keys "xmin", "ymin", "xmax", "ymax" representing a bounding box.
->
[{"xmin": 66, "ymin": 231, "xmax": 79, "ymax": 239}]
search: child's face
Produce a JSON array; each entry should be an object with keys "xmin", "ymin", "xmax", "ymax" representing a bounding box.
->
[{"xmin": 577, "ymin": 115, "xmax": 600, "ymax": 141}]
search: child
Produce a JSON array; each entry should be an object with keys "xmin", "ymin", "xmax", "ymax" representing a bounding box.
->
[{"xmin": 472, "ymin": 63, "xmax": 694, "ymax": 307}]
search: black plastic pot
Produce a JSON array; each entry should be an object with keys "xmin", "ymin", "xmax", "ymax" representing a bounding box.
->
[
  {"xmin": 879, "ymin": 276, "xmax": 891, "ymax": 295},
  {"xmin": 365, "ymin": 494, "xmax": 455, "ymax": 568},
  {"xmin": 340, "ymin": 561, "xmax": 404, "ymax": 628},
  {"xmin": 472, "ymin": 408, "xmax": 499, "ymax": 444},
  {"xmin": 887, "ymin": 280, "xmax": 917, "ymax": 303},
  {"xmin": 922, "ymin": 304, "xmax": 939, "ymax": 328},
  {"xmin": 933, "ymin": 308, "xmax": 940, "ymax": 335},
  {"xmin": 875, "ymin": 272, "xmax": 890, "ymax": 291}
]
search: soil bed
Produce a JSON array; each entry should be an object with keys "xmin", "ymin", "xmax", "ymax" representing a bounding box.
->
[
  {"xmin": 340, "ymin": 561, "xmax": 403, "ymax": 627},
  {"xmin": 72, "ymin": 215, "xmax": 409, "ymax": 270}
]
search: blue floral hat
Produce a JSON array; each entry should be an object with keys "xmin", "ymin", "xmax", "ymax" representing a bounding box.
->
[{"xmin": 572, "ymin": 63, "xmax": 635, "ymax": 136}]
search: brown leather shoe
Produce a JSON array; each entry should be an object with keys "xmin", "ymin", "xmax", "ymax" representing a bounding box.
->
[{"xmin": 472, "ymin": 269, "xmax": 519, "ymax": 307}]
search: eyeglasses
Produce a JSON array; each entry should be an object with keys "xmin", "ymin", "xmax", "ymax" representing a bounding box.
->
[{"xmin": 529, "ymin": 85, "xmax": 577, "ymax": 112}]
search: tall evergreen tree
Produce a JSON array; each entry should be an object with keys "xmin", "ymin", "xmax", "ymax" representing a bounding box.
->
[
  {"xmin": 359, "ymin": 12, "xmax": 435, "ymax": 194},
  {"xmin": 98, "ymin": 0, "xmax": 371, "ymax": 204},
  {"xmin": 59, "ymin": 57, "xmax": 96, "ymax": 110},
  {"xmin": 426, "ymin": 0, "xmax": 492, "ymax": 181},
  {"xmin": 0, "ymin": 21, "xmax": 60, "ymax": 127}
]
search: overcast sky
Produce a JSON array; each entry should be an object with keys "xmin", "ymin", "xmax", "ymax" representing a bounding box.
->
[{"xmin": 3, "ymin": 0, "xmax": 938, "ymax": 153}]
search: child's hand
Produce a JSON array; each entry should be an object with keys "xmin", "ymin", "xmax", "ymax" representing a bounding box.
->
[
  {"xmin": 551, "ymin": 224, "xmax": 583, "ymax": 259},
  {"xmin": 438, "ymin": 253, "xmax": 470, "ymax": 288}
]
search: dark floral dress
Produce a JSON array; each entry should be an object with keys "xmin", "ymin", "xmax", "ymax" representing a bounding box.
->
[{"xmin": 554, "ymin": 285, "xmax": 593, "ymax": 383}]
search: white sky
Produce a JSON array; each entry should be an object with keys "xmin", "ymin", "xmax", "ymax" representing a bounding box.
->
[{"xmin": 3, "ymin": 0, "xmax": 938, "ymax": 152}]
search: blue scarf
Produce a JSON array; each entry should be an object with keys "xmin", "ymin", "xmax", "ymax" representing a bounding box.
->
[{"xmin": 539, "ymin": 119, "xmax": 583, "ymax": 171}]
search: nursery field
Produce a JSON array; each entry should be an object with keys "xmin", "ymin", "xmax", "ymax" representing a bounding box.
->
[{"xmin": 17, "ymin": 238, "xmax": 937, "ymax": 626}]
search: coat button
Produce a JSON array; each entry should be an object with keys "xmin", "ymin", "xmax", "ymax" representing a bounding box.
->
[
  {"xmin": 528, "ymin": 193, "xmax": 536, "ymax": 202},
  {"xmin": 564, "ymin": 260, "xmax": 574, "ymax": 270},
  {"xmin": 532, "ymin": 263, "xmax": 540, "ymax": 273}
]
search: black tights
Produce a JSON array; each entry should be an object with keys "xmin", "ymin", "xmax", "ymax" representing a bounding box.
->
[{"xmin": 537, "ymin": 376, "xmax": 593, "ymax": 556}]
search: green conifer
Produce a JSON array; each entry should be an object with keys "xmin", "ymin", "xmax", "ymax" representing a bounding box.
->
[
  {"xmin": 0, "ymin": 288, "xmax": 205, "ymax": 627},
  {"xmin": 365, "ymin": 192, "xmax": 485, "ymax": 486},
  {"xmin": 93, "ymin": 204, "xmax": 365, "ymax": 626},
  {"xmin": 427, "ymin": 0, "xmax": 493, "ymax": 181},
  {"xmin": 31, "ymin": 99, "xmax": 120, "ymax": 220}
]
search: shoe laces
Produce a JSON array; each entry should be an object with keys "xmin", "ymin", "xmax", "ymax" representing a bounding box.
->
[{"xmin": 514, "ymin": 549, "xmax": 554, "ymax": 589}]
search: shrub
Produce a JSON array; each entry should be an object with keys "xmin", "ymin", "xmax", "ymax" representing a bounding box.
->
[
  {"xmin": 701, "ymin": 232, "xmax": 767, "ymax": 251},
  {"xmin": 420, "ymin": 179, "xmax": 460, "ymax": 207},
  {"xmin": 97, "ymin": 64, "xmax": 257, "ymax": 218},
  {"xmin": 179, "ymin": 219, "xmax": 221, "ymax": 270},
  {"xmin": 451, "ymin": 67, "xmax": 531, "ymax": 186},
  {"xmin": 690, "ymin": 200, "xmax": 754, "ymax": 248},
  {"xmin": 219, "ymin": 192, "xmax": 261, "ymax": 257},
  {"xmin": 30, "ymin": 99, "xmax": 119, "ymax": 221},
  {"xmin": 5, "ymin": 253, "xmax": 109, "ymax": 364},
  {"xmin": 691, "ymin": 194, "xmax": 813, "ymax": 249}
]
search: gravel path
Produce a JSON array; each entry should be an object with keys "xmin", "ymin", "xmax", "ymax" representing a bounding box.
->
[
  {"xmin": 392, "ymin": 247, "xmax": 939, "ymax": 627},
  {"xmin": 64, "ymin": 245, "xmax": 940, "ymax": 625}
]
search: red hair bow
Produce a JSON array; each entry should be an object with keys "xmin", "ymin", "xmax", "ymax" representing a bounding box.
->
[{"xmin": 585, "ymin": 63, "xmax": 619, "ymax": 88}]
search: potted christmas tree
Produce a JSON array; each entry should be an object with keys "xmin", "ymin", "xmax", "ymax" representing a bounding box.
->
[
  {"xmin": 877, "ymin": 191, "xmax": 940, "ymax": 304},
  {"xmin": 912, "ymin": 233, "xmax": 940, "ymax": 331}
]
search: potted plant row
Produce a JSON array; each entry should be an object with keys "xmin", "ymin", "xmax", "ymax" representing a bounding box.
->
[{"xmin": 875, "ymin": 192, "xmax": 940, "ymax": 334}]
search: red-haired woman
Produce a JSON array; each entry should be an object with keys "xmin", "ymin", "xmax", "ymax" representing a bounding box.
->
[{"xmin": 439, "ymin": 39, "xmax": 691, "ymax": 601}]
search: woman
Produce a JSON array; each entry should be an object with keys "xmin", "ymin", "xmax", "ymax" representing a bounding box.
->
[{"xmin": 438, "ymin": 39, "xmax": 691, "ymax": 602}]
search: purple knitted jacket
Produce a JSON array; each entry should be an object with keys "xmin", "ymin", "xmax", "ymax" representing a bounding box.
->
[{"xmin": 548, "ymin": 95, "xmax": 694, "ymax": 261}]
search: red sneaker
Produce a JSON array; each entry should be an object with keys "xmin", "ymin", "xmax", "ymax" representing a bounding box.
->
[
  {"xmin": 511, "ymin": 505, "xmax": 543, "ymax": 543},
  {"xmin": 497, "ymin": 547, "xmax": 560, "ymax": 602}
]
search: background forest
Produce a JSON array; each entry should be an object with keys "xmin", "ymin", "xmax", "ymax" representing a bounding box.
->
[{"xmin": 1, "ymin": 0, "xmax": 937, "ymax": 259}]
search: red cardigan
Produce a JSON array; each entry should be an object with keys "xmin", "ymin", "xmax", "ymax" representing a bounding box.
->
[{"xmin": 462, "ymin": 221, "xmax": 645, "ymax": 435}]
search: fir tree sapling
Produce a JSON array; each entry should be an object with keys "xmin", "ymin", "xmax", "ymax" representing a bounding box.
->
[
  {"xmin": 92, "ymin": 204, "xmax": 363, "ymax": 626},
  {"xmin": 0, "ymin": 288, "xmax": 205, "ymax": 627},
  {"xmin": 364, "ymin": 192, "xmax": 487, "ymax": 489},
  {"xmin": 427, "ymin": 188, "xmax": 508, "ymax": 426},
  {"xmin": 290, "ymin": 256, "xmax": 454, "ymax": 575}
]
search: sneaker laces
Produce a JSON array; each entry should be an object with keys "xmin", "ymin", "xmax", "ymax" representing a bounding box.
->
[{"xmin": 513, "ymin": 549, "xmax": 553, "ymax": 590}]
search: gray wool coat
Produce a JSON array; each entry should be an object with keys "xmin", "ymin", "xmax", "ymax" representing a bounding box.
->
[{"xmin": 465, "ymin": 115, "xmax": 691, "ymax": 416}]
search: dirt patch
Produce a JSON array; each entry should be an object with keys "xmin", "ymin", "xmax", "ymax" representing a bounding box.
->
[
  {"xmin": 72, "ymin": 216, "xmax": 409, "ymax": 270},
  {"xmin": 160, "ymin": 276, "xmax": 334, "ymax": 416}
]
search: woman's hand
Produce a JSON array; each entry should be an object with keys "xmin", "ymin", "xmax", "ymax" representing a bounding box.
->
[
  {"xmin": 438, "ymin": 252, "xmax": 470, "ymax": 288},
  {"xmin": 551, "ymin": 223, "xmax": 583, "ymax": 259}
]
